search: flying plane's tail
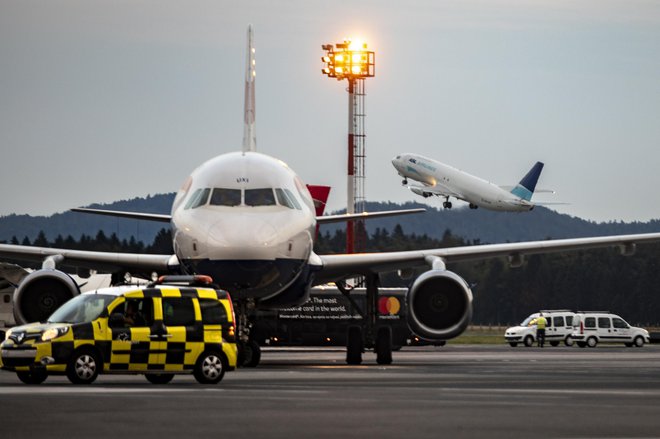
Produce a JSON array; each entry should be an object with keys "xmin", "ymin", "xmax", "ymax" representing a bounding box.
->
[
  {"xmin": 510, "ymin": 162, "xmax": 544, "ymax": 201},
  {"xmin": 242, "ymin": 24, "xmax": 256, "ymax": 153}
]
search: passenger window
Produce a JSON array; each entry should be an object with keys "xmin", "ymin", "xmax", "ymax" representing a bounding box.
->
[
  {"xmin": 598, "ymin": 317, "xmax": 611, "ymax": 329},
  {"xmin": 210, "ymin": 188, "xmax": 242, "ymax": 206},
  {"xmin": 613, "ymin": 318, "xmax": 629, "ymax": 329},
  {"xmin": 162, "ymin": 298, "xmax": 195, "ymax": 326},
  {"xmin": 585, "ymin": 317, "xmax": 596, "ymax": 328},
  {"xmin": 245, "ymin": 188, "xmax": 276, "ymax": 206},
  {"xmin": 199, "ymin": 299, "xmax": 228, "ymax": 324},
  {"xmin": 553, "ymin": 316, "xmax": 564, "ymax": 327}
]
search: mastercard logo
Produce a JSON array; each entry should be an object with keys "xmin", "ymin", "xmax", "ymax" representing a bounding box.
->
[{"xmin": 378, "ymin": 296, "xmax": 401, "ymax": 315}]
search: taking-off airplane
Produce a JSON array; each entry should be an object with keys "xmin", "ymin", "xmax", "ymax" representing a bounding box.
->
[
  {"xmin": 392, "ymin": 153, "xmax": 555, "ymax": 212},
  {"xmin": 1, "ymin": 26, "xmax": 660, "ymax": 367}
]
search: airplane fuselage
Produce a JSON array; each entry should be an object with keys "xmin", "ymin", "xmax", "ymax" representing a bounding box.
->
[
  {"xmin": 171, "ymin": 151, "xmax": 317, "ymax": 303},
  {"xmin": 392, "ymin": 153, "xmax": 534, "ymax": 212}
]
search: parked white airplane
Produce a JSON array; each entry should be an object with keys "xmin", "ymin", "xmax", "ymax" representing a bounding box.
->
[
  {"xmin": 1, "ymin": 26, "xmax": 660, "ymax": 368},
  {"xmin": 392, "ymin": 153, "xmax": 552, "ymax": 212}
]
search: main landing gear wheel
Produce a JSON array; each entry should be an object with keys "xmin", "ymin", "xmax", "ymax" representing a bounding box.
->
[
  {"xmin": 238, "ymin": 340, "xmax": 261, "ymax": 368},
  {"xmin": 402, "ymin": 178, "xmax": 408, "ymax": 185},
  {"xmin": 442, "ymin": 200, "xmax": 453, "ymax": 209},
  {"xmin": 376, "ymin": 326, "xmax": 393, "ymax": 365},
  {"xmin": 346, "ymin": 326, "xmax": 363, "ymax": 365}
]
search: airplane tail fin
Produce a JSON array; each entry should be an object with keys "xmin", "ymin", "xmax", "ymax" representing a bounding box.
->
[
  {"xmin": 242, "ymin": 24, "xmax": 256, "ymax": 153},
  {"xmin": 510, "ymin": 162, "xmax": 544, "ymax": 201},
  {"xmin": 306, "ymin": 185, "xmax": 331, "ymax": 217}
]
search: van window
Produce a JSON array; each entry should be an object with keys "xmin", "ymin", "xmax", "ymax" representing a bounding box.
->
[
  {"xmin": 598, "ymin": 317, "xmax": 611, "ymax": 328},
  {"xmin": 613, "ymin": 318, "xmax": 629, "ymax": 329},
  {"xmin": 199, "ymin": 299, "xmax": 228, "ymax": 324},
  {"xmin": 162, "ymin": 297, "xmax": 195, "ymax": 326},
  {"xmin": 584, "ymin": 317, "xmax": 596, "ymax": 329},
  {"xmin": 553, "ymin": 316, "xmax": 565, "ymax": 327},
  {"xmin": 565, "ymin": 316, "xmax": 573, "ymax": 326}
]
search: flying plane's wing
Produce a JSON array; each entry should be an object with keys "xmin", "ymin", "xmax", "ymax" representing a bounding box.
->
[
  {"xmin": 0, "ymin": 244, "xmax": 175, "ymax": 273},
  {"xmin": 314, "ymin": 232, "xmax": 660, "ymax": 284},
  {"xmin": 408, "ymin": 183, "xmax": 463, "ymax": 200}
]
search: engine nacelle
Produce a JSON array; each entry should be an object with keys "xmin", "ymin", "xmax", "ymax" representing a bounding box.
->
[
  {"xmin": 406, "ymin": 270, "xmax": 473, "ymax": 341},
  {"xmin": 13, "ymin": 269, "xmax": 80, "ymax": 325},
  {"xmin": 409, "ymin": 186, "xmax": 432, "ymax": 198}
]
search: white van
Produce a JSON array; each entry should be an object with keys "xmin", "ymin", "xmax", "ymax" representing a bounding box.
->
[
  {"xmin": 505, "ymin": 310, "xmax": 576, "ymax": 347},
  {"xmin": 571, "ymin": 312, "xmax": 649, "ymax": 348}
]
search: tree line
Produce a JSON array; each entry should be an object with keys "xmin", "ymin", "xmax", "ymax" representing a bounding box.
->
[{"xmin": 5, "ymin": 226, "xmax": 660, "ymax": 326}]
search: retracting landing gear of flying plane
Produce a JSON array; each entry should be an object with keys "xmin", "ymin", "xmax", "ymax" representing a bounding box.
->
[
  {"xmin": 442, "ymin": 198, "xmax": 453, "ymax": 209},
  {"xmin": 236, "ymin": 299, "xmax": 261, "ymax": 368},
  {"xmin": 468, "ymin": 203, "xmax": 478, "ymax": 210},
  {"xmin": 338, "ymin": 274, "xmax": 393, "ymax": 366}
]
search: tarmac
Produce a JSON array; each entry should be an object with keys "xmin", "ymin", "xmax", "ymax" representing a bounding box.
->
[{"xmin": 2, "ymin": 344, "xmax": 660, "ymax": 438}]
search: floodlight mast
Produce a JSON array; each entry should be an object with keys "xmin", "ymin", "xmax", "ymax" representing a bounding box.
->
[{"xmin": 321, "ymin": 40, "xmax": 375, "ymax": 254}]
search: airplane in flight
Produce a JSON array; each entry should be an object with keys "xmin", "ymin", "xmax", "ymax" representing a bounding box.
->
[
  {"xmin": 392, "ymin": 153, "xmax": 555, "ymax": 212},
  {"xmin": 1, "ymin": 26, "xmax": 660, "ymax": 368}
]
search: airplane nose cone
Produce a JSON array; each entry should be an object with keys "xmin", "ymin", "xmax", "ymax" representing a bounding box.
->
[{"xmin": 207, "ymin": 216, "xmax": 278, "ymax": 257}]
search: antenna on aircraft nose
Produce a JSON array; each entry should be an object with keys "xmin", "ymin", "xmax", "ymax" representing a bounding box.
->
[{"xmin": 242, "ymin": 24, "xmax": 257, "ymax": 153}]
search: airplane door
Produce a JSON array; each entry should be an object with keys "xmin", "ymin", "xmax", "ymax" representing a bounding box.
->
[
  {"xmin": 161, "ymin": 296, "xmax": 204, "ymax": 372},
  {"xmin": 108, "ymin": 298, "xmax": 159, "ymax": 372}
]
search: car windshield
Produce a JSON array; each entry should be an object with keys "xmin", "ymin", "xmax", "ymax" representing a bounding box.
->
[
  {"xmin": 520, "ymin": 315, "xmax": 538, "ymax": 326},
  {"xmin": 47, "ymin": 294, "xmax": 116, "ymax": 324}
]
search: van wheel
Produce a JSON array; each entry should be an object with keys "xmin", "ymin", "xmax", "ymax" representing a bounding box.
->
[
  {"xmin": 523, "ymin": 335, "xmax": 534, "ymax": 347},
  {"xmin": 16, "ymin": 370, "xmax": 48, "ymax": 384},
  {"xmin": 509, "ymin": 342, "xmax": 518, "ymax": 347},
  {"xmin": 576, "ymin": 341, "xmax": 587, "ymax": 348},
  {"xmin": 564, "ymin": 335, "xmax": 574, "ymax": 347},
  {"xmin": 194, "ymin": 350, "xmax": 226, "ymax": 384},
  {"xmin": 66, "ymin": 347, "xmax": 101, "ymax": 384},
  {"xmin": 633, "ymin": 336, "xmax": 645, "ymax": 347},
  {"xmin": 549, "ymin": 341, "xmax": 559, "ymax": 347},
  {"xmin": 145, "ymin": 373, "xmax": 174, "ymax": 384},
  {"xmin": 586, "ymin": 337, "xmax": 598, "ymax": 348}
]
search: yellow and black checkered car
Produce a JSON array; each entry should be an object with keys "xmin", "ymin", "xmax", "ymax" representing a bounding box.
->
[{"xmin": 1, "ymin": 277, "xmax": 237, "ymax": 385}]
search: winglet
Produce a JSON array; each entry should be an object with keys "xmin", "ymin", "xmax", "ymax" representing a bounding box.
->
[
  {"xmin": 511, "ymin": 162, "xmax": 544, "ymax": 201},
  {"xmin": 242, "ymin": 24, "xmax": 256, "ymax": 153}
]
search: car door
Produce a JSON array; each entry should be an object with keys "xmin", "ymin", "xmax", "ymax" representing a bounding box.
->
[
  {"xmin": 161, "ymin": 296, "xmax": 204, "ymax": 371},
  {"xmin": 597, "ymin": 316, "xmax": 613, "ymax": 341},
  {"xmin": 107, "ymin": 297, "xmax": 157, "ymax": 372},
  {"xmin": 612, "ymin": 317, "xmax": 632, "ymax": 341}
]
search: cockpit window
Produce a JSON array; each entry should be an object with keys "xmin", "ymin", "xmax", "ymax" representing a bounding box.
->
[
  {"xmin": 245, "ymin": 188, "xmax": 276, "ymax": 206},
  {"xmin": 184, "ymin": 188, "xmax": 211, "ymax": 210},
  {"xmin": 283, "ymin": 188, "xmax": 302, "ymax": 210},
  {"xmin": 210, "ymin": 188, "xmax": 242, "ymax": 206},
  {"xmin": 275, "ymin": 188, "xmax": 300, "ymax": 210}
]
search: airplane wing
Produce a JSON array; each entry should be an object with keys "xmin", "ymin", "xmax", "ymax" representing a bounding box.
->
[
  {"xmin": 71, "ymin": 208, "xmax": 172, "ymax": 223},
  {"xmin": 314, "ymin": 232, "xmax": 660, "ymax": 283},
  {"xmin": 316, "ymin": 208, "xmax": 425, "ymax": 224},
  {"xmin": 408, "ymin": 183, "xmax": 463, "ymax": 200},
  {"xmin": 0, "ymin": 244, "xmax": 175, "ymax": 273}
]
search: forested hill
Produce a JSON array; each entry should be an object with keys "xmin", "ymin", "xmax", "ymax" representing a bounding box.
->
[{"xmin": 1, "ymin": 194, "xmax": 659, "ymax": 244}]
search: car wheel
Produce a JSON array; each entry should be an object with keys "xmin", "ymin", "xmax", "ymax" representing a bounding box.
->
[
  {"xmin": 523, "ymin": 335, "xmax": 534, "ymax": 347},
  {"xmin": 550, "ymin": 341, "xmax": 560, "ymax": 347},
  {"xmin": 145, "ymin": 373, "xmax": 175, "ymax": 384},
  {"xmin": 66, "ymin": 347, "xmax": 101, "ymax": 384},
  {"xmin": 586, "ymin": 337, "xmax": 598, "ymax": 348},
  {"xmin": 576, "ymin": 341, "xmax": 587, "ymax": 348},
  {"xmin": 509, "ymin": 342, "xmax": 518, "ymax": 347},
  {"xmin": 564, "ymin": 335, "xmax": 574, "ymax": 347},
  {"xmin": 16, "ymin": 370, "xmax": 47, "ymax": 385},
  {"xmin": 194, "ymin": 350, "xmax": 226, "ymax": 384},
  {"xmin": 633, "ymin": 336, "xmax": 645, "ymax": 348}
]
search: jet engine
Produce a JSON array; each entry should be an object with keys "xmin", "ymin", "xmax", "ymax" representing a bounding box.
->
[
  {"xmin": 13, "ymin": 269, "xmax": 80, "ymax": 325},
  {"xmin": 408, "ymin": 187, "xmax": 432, "ymax": 198},
  {"xmin": 406, "ymin": 270, "xmax": 473, "ymax": 341}
]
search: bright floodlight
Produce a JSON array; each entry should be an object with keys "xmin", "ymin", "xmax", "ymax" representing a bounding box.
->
[{"xmin": 321, "ymin": 39, "xmax": 375, "ymax": 80}]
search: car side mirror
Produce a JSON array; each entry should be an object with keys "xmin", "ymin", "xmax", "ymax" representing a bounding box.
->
[{"xmin": 109, "ymin": 313, "xmax": 124, "ymax": 328}]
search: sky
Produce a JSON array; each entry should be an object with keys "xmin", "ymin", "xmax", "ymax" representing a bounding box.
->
[{"xmin": 1, "ymin": 0, "xmax": 659, "ymax": 223}]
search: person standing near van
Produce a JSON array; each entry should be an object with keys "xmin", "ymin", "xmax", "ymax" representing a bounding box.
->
[{"xmin": 536, "ymin": 313, "xmax": 547, "ymax": 347}]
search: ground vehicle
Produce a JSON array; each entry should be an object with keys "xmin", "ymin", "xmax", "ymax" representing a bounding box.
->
[
  {"xmin": 571, "ymin": 312, "xmax": 649, "ymax": 348},
  {"xmin": 0, "ymin": 275, "xmax": 237, "ymax": 384},
  {"xmin": 505, "ymin": 310, "xmax": 576, "ymax": 347}
]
